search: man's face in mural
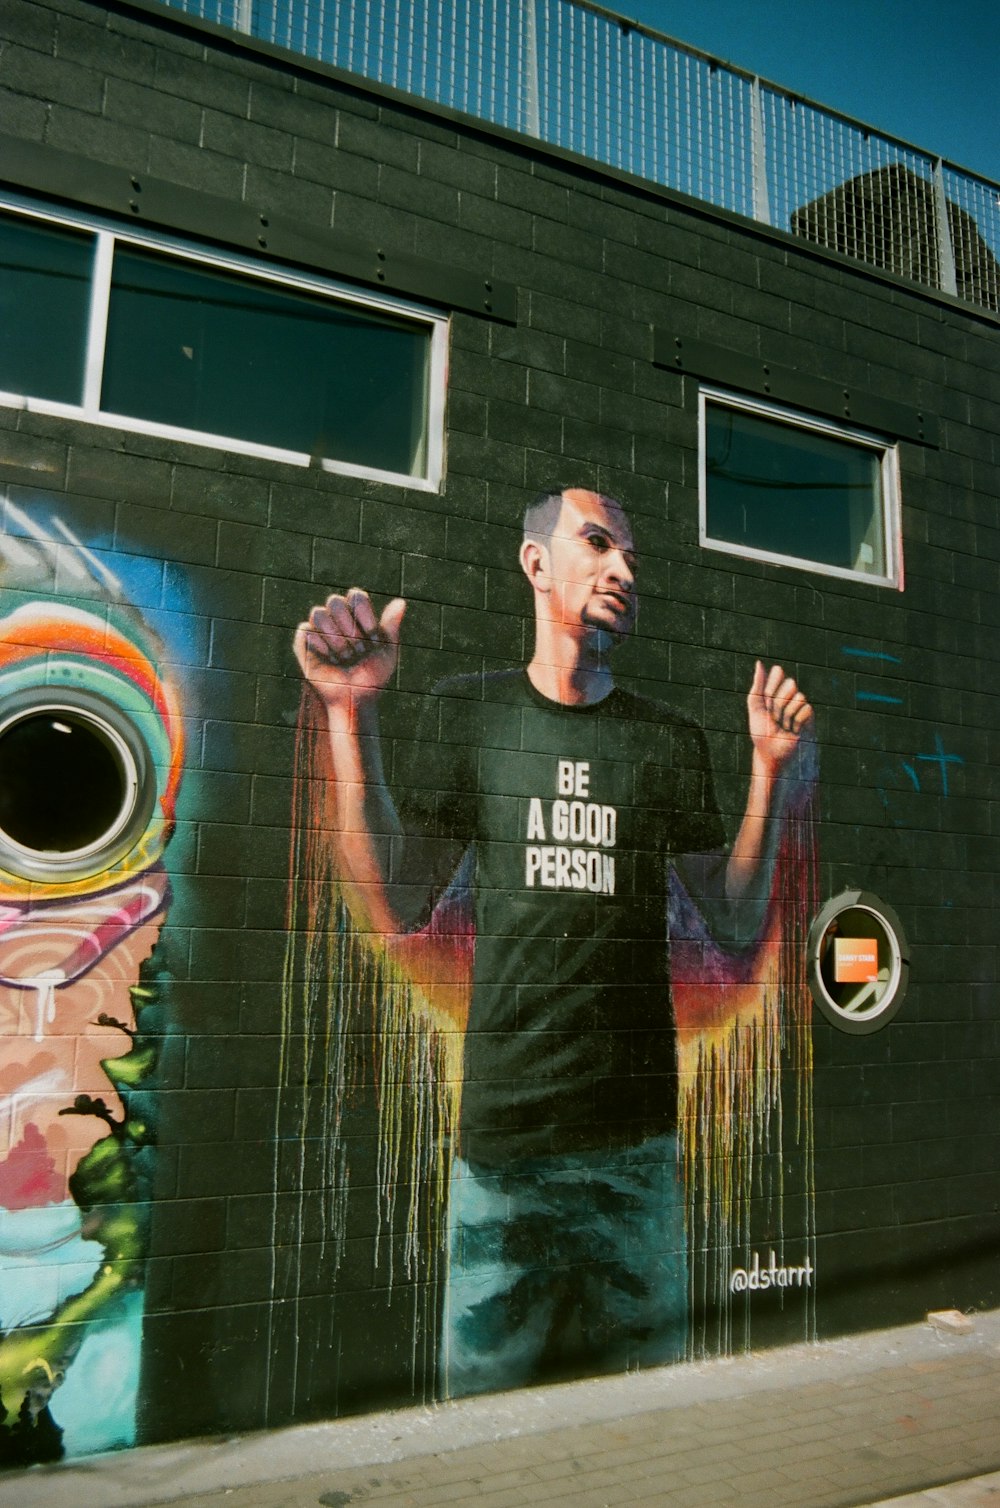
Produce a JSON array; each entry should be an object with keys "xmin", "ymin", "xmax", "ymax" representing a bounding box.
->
[{"xmin": 523, "ymin": 489, "xmax": 638, "ymax": 646}]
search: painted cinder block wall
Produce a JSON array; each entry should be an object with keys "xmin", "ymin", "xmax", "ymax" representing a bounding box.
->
[{"xmin": 0, "ymin": 0, "xmax": 997, "ymax": 1454}]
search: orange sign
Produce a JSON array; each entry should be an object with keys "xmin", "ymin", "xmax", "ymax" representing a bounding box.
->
[{"xmin": 833, "ymin": 937, "xmax": 879, "ymax": 983}]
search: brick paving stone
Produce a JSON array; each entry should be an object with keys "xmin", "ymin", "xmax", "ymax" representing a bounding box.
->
[
  {"xmin": 726, "ymin": 1466, "xmax": 801, "ymax": 1492},
  {"xmin": 676, "ymin": 1461, "xmax": 749, "ymax": 1487},
  {"xmin": 741, "ymin": 1428, "xmax": 803, "ymax": 1454},
  {"xmin": 351, "ymin": 1489, "xmax": 419, "ymax": 1501},
  {"xmin": 597, "ymin": 1485, "xmax": 662, "ymax": 1506},
  {"xmin": 758, "ymin": 1484, "xmax": 829, "ymax": 1507},
  {"xmin": 627, "ymin": 1445, "xmax": 705, "ymax": 1474},
  {"xmin": 790, "ymin": 1420, "xmax": 849, "ymax": 1443},
  {"xmin": 676, "ymin": 1438, "xmax": 745, "ymax": 1465},
  {"xmin": 531, "ymin": 1458, "xmax": 592, "ymax": 1482},
  {"xmin": 541, "ymin": 1484, "xmax": 631, "ymax": 1508},
  {"xmin": 632, "ymin": 1453, "xmax": 706, "ymax": 1483},
  {"xmin": 477, "ymin": 1466, "xmax": 544, "ymax": 1491},
  {"xmin": 467, "ymin": 1487, "xmax": 538, "ymax": 1507},
  {"xmin": 643, "ymin": 1485, "xmax": 730, "ymax": 1506},
  {"xmin": 404, "ymin": 1480, "xmax": 477, "ymax": 1504},
  {"xmin": 596, "ymin": 1444, "xmax": 684, "ymax": 1472},
  {"xmin": 622, "ymin": 1422, "xmax": 705, "ymax": 1446},
  {"xmin": 566, "ymin": 1464, "xmax": 641, "ymax": 1491}
]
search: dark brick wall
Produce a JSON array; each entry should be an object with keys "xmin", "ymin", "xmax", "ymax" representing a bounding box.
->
[{"xmin": 2, "ymin": 0, "xmax": 998, "ymax": 1447}]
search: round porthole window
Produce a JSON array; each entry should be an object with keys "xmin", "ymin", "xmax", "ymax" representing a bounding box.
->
[
  {"xmin": 0, "ymin": 690, "xmax": 155, "ymax": 884},
  {"xmin": 806, "ymin": 890, "xmax": 909, "ymax": 1034}
]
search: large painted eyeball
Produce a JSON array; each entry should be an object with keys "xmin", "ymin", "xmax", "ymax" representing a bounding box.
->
[{"xmin": 0, "ymin": 603, "xmax": 183, "ymax": 901}]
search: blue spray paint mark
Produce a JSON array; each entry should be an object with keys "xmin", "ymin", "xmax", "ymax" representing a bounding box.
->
[
  {"xmin": 857, "ymin": 691, "xmax": 904, "ymax": 705},
  {"xmin": 901, "ymin": 762, "xmax": 920, "ymax": 791},
  {"xmin": 841, "ymin": 647, "xmax": 903, "ymax": 663},
  {"xmin": 916, "ymin": 734, "xmax": 964, "ymax": 797}
]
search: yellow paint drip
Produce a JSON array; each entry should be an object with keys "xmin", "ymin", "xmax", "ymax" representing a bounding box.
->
[
  {"xmin": 274, "ymin": 697, "xmax": 466, "ymax": 1403},
  {"xmin": 676, "ymin": 797, "xmax": 817, "ymax": 1356}
]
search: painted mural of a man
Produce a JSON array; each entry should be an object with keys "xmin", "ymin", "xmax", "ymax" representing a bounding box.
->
[{"xmin": 294, "ymin": 486, "xmax": 812, "ymax": 1394}]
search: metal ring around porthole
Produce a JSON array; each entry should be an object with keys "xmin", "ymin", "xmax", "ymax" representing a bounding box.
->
[
  {"xmin": 806, "ymin": 890, "xmax": 910, "ymax": 1034},
  {"xmin": 0, "ymin": 686, "xmax": 157, "ymax": 884}
]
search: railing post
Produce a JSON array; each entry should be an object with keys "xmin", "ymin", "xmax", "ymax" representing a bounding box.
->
[
  {"xmin": 750, "ymin": 76, "xmax": 772, "ymax": 225},
  {"xmin": 932, "ymin": 158, "xmax": 959, "ymax": 296},
  {"xmin": 233, "ymin": 0, "xmax": 253, "ymax": 35},
  {"xmin": 523, "ymin": 0, "xmax": 541, "ymax": 137}
]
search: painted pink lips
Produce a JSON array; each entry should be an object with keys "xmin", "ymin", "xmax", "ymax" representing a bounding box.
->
[{"xmin": 0, "ymin": 870, "xmax": 169, "ymax": 1039}]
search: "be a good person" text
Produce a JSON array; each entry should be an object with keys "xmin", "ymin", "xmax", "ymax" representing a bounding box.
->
[{"xmin": 524, "ymin": 760, "xmax": 617, "ymax": 895}]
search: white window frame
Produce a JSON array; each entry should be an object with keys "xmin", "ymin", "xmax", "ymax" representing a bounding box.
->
[
  {"xmin": 698, "ymin": 387, "xmax": 903, "ymax": 589},
  {"xmin": 0, "ymin": 191, "xmax": 448, "ymax": 492}
]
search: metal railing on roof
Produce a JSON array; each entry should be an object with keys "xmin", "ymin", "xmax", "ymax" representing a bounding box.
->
[{"xmin": 164, "ymin": 0, "xmax": 1000, "ymax": 314}]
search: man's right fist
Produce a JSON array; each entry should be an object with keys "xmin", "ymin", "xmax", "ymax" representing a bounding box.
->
[{"xmin": 293, "ymin": 588, "xmax": 406, "ymax": 706}]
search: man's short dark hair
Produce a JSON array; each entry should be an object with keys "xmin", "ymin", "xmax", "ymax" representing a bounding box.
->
[
  {"xmin": 523, "ymin": 486, "xmax": 626, "ymax": 547},
  {"xmin": 523, "ymin": 488, "xmax": 566, "ymax": 546}
]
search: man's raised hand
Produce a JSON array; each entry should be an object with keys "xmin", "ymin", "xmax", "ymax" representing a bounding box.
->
[
  {"xmin": 293, "ymin": 589, "xmax": 406, "ymax": 709},
  {"xmin": 747, "ymin": 660, "xmax": 814, "ymax": 777}
]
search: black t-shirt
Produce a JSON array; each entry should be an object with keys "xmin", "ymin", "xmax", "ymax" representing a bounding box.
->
[{"xmin": 394, "ymin": 670, "xmax": 725, "ymax": 1165}]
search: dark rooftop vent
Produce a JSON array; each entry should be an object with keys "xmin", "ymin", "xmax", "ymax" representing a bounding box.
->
[{"xmin": 791, "ymin": 162, "xmax": 999, "ymax": 311}]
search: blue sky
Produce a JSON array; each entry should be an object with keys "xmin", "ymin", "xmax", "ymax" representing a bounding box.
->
[{"xmin": 610, "ymin": 0, "xmax": 999, "ymax": 184}]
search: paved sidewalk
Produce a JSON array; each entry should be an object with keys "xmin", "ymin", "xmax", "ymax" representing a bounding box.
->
[{"xmin": 8, "ymin": 1309, "xmax": 1000, "ymax": 1508}]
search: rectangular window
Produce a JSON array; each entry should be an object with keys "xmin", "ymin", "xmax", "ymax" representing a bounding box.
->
[
  {"xmin": 699, "ymin": 389, "xmax": 902, "ymax": 588},
  {"xmin": 0, "ymin": 196, "xmax": 447, "ymax": 490},
  {"xmin": 0, "ymin": 213, "xmax": 95, "ymax": 405}
]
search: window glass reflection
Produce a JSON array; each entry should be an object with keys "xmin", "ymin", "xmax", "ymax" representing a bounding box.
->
[
  {"xmin": 0, "ymin": 212, "xmax": 94, "ymax": 405},
  {"xmin": 705, "ymin": 403, "xmax": 886, "ymax": 577},
  {"xmin": 103, "ymin": 247, "xmax": 430, "ymax": 476}
]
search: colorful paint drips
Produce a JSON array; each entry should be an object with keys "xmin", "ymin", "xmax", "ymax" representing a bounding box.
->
[
  {"xmin": 274, "ymin": 693, "xmax": 468, "ymax": 1408},
  {"xmin": 673, "ymin": 779, "xmax": 818, "ymax": 1357}
]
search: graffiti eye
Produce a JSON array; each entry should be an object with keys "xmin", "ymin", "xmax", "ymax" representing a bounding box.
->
[
  {"xmin": 0, "ymin": 693, "xmax": 155, "ymax": 881},
  {"xmin": 0, "ymin": 708, "xmax": 137, "ymax": 856}
]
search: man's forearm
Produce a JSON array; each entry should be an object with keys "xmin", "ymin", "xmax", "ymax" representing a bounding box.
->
[
  {"xmin": 293, "ymin": 589, "xmax": 430, "ymax": 934},
  {"xmin": 677, "ymin": 756, "xmax": 797, "ymax": 949},
  {"xmin": 325, "ymin": 696, "xmax": 413, "ymax": 936},
  {"xmin": 725, "ymin": 752, "xmax": 784, "ymax": 904}
]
